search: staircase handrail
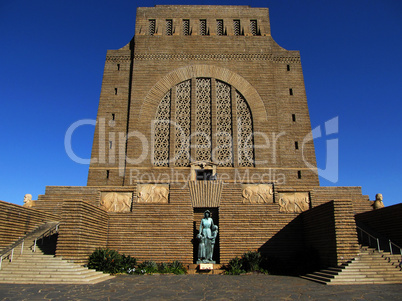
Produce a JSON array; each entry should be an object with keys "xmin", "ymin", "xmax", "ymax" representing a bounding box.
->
[
  {"xmin": 356, "ymin": 225, "xmax": 402, "ymax": 256},
  {"xmin": 0, "ymin": 222, "xmax": 60, "ymax": 270}
]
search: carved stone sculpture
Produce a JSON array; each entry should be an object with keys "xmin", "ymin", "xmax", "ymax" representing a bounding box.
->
[
  {"xmin": 100, "ymin": 192, "xmax": 132, "ymax": 212},
  {"xmin": 23, "ymin": 194, "xmax": 35, "ymax": 208},
  {"xmin": 372, "ymin": 193, "xmax": 385, "ymax": 209},
  {"xmin": 242, "ymin": 184, "xmax": 273, "ymax": 204},
  {"xmin": 278, "ymin": 192, "xmax": 310, "ymax": 213},
  {"xmin": 137, "ymin": 184, "xmax": 169, "ymax": 203}
]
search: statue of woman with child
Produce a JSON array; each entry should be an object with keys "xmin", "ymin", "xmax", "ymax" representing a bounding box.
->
[{"xmin": 197, "ymin": 210, "xmax": 218, "ymax": 263}]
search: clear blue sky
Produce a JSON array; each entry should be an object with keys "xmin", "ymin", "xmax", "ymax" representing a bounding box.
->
[{"xmin": 1, "ymin": 0, "xmax": 401, "ymax": 207}]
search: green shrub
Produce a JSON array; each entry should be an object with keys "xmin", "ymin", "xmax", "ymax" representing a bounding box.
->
[
  {"xmin": 241, "ymin": 251, "xmax": 262, "ymax": 272},
  {"xmin": 224, "ymin": 256, "xmax": 244, "ymax": 275},
  {"xmin": 87, "ymin": 248, "xmax": 186, "ymax": 275},
  {"xmin": 88, "ymin": 248, "xmax": 123, "ymax": 274},
  {"xmin": 138, "ymin": 260, "xmax": 158, "ymax": 274},
  {"xmin": 157, "ymin": 262, "xmax": 170, "ymax": 273},
  {"xmin": 169, "ymin": 260, "xmax": 186, "ymax": 275},
  {"xmin": 120, "ymin": 254, "xmax": 137, "ymax": 273}
]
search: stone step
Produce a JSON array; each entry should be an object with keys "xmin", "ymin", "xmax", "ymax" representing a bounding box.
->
[
  {"xmin": 301, "ymin": 245, "xmax": 402, "ymax": 285},
  {"xmin": 300, "ymin": 275, "xmax": 329, "ymax": 285},
  {"xmin": 0, "ymin": 247, "xmax": 112, "ymax": 284},
  {"xmin": 0, "ymin": 269, "xmax": 97, "ymax": 276},
  {"xmin": 0, "ymin": 274, "xmax": 113, "ymax": 284}
]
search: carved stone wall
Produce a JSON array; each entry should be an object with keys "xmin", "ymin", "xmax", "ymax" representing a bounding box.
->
[
  {"xmin": 189, "ymin": 181, "xmax": 222, "ymax": 208},
  {"xmin": 137, "ymin": 184, "xmax": 169, "ymax": 203},
  {"xmin": 277, "ymin": 192, "xmax": 310, "ymax": 213},
  {"xmin": 100, "ymin": 192, "xmax": 133, "ymax": 212},
  {"xmin": 242, "ymin": 184, "xmax": 273, "ymax": 204}
]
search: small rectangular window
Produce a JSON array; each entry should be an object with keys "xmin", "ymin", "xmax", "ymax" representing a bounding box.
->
[
  {"xmin": 297, "ymin": 171, "xmax": 302, "ymax": 179},
  {"xmin": 183, "ymin": 19, "xmax": 190, "ymax": 35},
  {"xmin": 200, "ymin": 19, "xmax": 207, "ymax": 35},
  {"xmin": 106, "ymin": 170, "xmax": 110, "ymax": 179},
  {"xmin": 114, "ymin": 88, "xmax": 118, "ymax": 95},
  {"xmin": 196, "ymin": 170, "xmax": 213, "ymax": 181},
  {"xmin": 166, "ymin": 19, "xmax": 173, "ymax": 35},
  {"xmin": 295, "ymin": 141, "xmax": 299, "ymax": 150},
  {"xmin": 289, "ymin": 88, "xmax": 293, "ymax": 96},
  {"xmin": 117, "ymin": 64, "xmax": 120, "ymax": 71},
  {"xmin": 250, "ymin": 20, "xmax": 257, "ymax": 36},
  {"xmin": 233, "ymin": 20, "xmax": 241, "ymax": 36},
  {"xmin": 149, "ymin": 19, "xmax": 156, "ymax": 36},
  {"xmin": 217, "ymin": 19, "xmax": 224, "ymax": 36},
  {"xmin": 112, "ymin": 113, "xmax": 115, "ymax": 120},
  {"xmin": 292, "ymin": 114, "xmax": 296, "ymax": 122},
  {"xmin": 287, "ymin": 64, "xmax": 290, "ymax": 71}
]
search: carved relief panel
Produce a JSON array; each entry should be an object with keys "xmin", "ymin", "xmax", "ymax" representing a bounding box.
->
[
  {"xmin": 137, "ymin": 184, "xmax": 169, "ymax": 203},
  {"xmin": 100, "ymin": 192, "xmax": 133, "ymax": 212},
  {"xmin": 242, "ymin": 184, "xmax": 273, "ymax": 204},
  {"xmin": 277, "ymin": 192, "xmax": 310, "ymax": 213}
]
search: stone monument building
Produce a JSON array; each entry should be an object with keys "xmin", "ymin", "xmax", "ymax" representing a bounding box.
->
[{"xmin": 2, "ymin": 6, "xmax": 400, "ymax": 275}]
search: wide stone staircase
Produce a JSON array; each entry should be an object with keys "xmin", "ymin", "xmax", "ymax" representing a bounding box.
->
[
  {"xmin": 301, "ymin": 246, "xmax": 402, "ymax": 285},
  {"xmin": 0, "ymin": 222, "xmax": 113, "ymax": 284}
]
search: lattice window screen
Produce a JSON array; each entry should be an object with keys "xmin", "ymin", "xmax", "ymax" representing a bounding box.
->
[
  {"xmin": 166, "ymin": 19, "xmax": 173, "ymax": 35},
  {"xmin": 183, "ymin": 19, "xmax": 190, "ymax": 35},
  {"xmin": 199, "ymin": 19, "xmax": 207, "ymax": 36},
  {"xmin": 174, "ymin": 80, "xmax": 191, "ymax": 166},
  {"xmin": 153, "ymin": 92, "xmax": 171, "ymax": 166},
  {"xmin": 217, "ymin": 20, "xmax": 224, "ymax": 36},
  {"xmin": 236, "ymin": 91, "xmax": 255, "ymax": 166},
  {"xmin": 216, "ymin": 81, "xmax": 233, "ymax": 166},
  {"xmin": 250, "ymin": 20, "xmax": 257, "ymax": 36},
  {"xmin": 195, "ymin": 78, "xmax": 212, "ymax": 162},
  {"xmin": 149, "ymin": 19, "xmax": 156, "ymax": 36},
  {"xmin": 152, "ymin": 79, "xmax": 254, "ymax": 167},
  {"xmin": 233, "ymin": 20, "xmax": 241, "ymax": 36}
]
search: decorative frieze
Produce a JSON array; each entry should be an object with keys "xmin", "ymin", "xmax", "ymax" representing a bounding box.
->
[
  {"xmin": 100, "ymin": 192, "xmax": 133, "ymax": 212},
  {"xmin": 137, "ymin": 184, "xmax": 169, "ymax": 203},
  {"xmin": 133, "ymin": 53, "xmax": 300, "ymax": 63},
  {"xmin": 277, "ymin": 192, "xmax": 310, "ymax": 213},
  {"xmin": 106, "ymin": 55, "xmax": 131, "ymax": 62},
  {"xmin": 242, "ymin": 184, "xmax": 273, "ymax": 204}
]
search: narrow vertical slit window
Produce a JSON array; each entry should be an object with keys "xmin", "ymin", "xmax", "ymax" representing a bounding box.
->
[
  {"xmin": 117, "ymin": 64, "xmax": 120, "ymax": 71},
  {"xmin": 233, "ymin": 20, "xmax": 240, "ymax": 36},
  {"xmin": 112, "ymin": 113, "xmax": 115, "ymax": 120},
  {"xmin": 250, "ymin": 20, "xmax": 257, "ymax": 36},
  {"xmin": 109, "ymin": 141, "xmax": 113, "ymax": 149},
  {"xmin": 217, "ymin": 19, "xmax": 224, "ymax": 36},
  {"xmin": 287, "ymin": 64, "xmax": 290, "ymax": 71},
  {"xmin": 297, "ymin": 170, "xmax": 302, "ymax": 179},
  {"xmin": 149, "ymin": 19, "xmax": 156, "ymax": 36},
  {"xmin": 106, "ymin": 170, "xmax": 110, "ymax": 179},
  {"xmin": 115, "ymin": 88, "xmax": 118, "ymax": 95},
  {"xmin": 292, "ymin": 114, "xmax": 296, "ymax": 122},
  {"xmin": 289, "ymin": 88, "xmax": 293, "ymax": 96},
  {"xmin": 166, "ymin": 19, "xmax": 173, "ymax": 35},
  {"xmin": 183, "ymin": 19, "xmax": 190, "ymax": 35},
  {"xmin": 200, "ymin": 19, "xmax": 207, "ymax": 36},
  {"xmin": 295, "ymin": 141, "xmax": 299, "ymax": 150}
]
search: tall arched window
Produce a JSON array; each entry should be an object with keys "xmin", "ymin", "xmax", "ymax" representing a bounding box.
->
[{"xmin": 152, "ymin": 78, "xmax": 254, "ymax": 167}]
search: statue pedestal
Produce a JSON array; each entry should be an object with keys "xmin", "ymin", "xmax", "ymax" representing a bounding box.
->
[{"xmin": 199, "ymin": 263, "xmax": 214, "ymax": 270}]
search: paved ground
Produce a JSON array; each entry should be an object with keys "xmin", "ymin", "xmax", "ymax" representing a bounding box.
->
[{"xmin": 0, "ymin": 274, "xmax": 401, "ymax": 300}]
